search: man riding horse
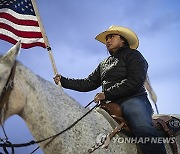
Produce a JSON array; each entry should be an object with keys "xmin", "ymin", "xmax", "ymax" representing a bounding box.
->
[{"xmin": 54, "ymin": 25, "xmax": 167, "ymax": 153}]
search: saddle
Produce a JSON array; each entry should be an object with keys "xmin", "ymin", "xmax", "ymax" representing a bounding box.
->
[{"xmin": 100, "ymin": 102, "xmax": 179, "ymax": 154}]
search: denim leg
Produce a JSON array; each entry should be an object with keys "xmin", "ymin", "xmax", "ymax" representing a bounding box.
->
[{"xmin": 120, "ymin": 95, "xmax": 166, "ymax": 154}]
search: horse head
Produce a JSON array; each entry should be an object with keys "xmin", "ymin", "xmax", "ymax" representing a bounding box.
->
[
  {"xmin": 0, "ymin": 41, "xmax": 21, "ymax": 96},
  {"xmin": 0, "ymin": 41, "xmax": 21, "ymax": 122}
]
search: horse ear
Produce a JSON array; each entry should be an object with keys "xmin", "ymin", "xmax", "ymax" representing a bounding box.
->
[{"xmin": 2, "ymin": 40, "xmax": 21, "ymax": 65}]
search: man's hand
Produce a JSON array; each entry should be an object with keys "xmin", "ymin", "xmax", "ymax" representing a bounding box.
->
[
  {"xmin": 53, "ymin": 74, "xmax": 61, "ymax": 85},
  {"xmin": 94, "ymin": 92, "xmax": 105, "ymax": 103}
]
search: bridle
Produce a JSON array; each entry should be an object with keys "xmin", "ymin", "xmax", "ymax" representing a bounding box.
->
[
  {"xmin": 0, "ymin": 62, "xmax": 16, "ymax": 113},
  {"xmin": 0, "ymin": 62, "xmax": 99, "ymax": 154},
  {"xmin": 0, "ymin": 61, "xmax": 16, "ymax": 154}
]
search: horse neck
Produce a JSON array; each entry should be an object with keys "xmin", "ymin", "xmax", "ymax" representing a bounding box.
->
[
  {"xmin": 10, "ymin": 61, "xmax": 84, "ymax": 133},
  {"xmin": 9, "ymin": 62, "xmax": 113, "ymax": 153}
]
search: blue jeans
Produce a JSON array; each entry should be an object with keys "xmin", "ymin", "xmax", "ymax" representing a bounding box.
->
[{"xmin": 120, "ymin": 95, "xmax": 166, "ymax": 154}]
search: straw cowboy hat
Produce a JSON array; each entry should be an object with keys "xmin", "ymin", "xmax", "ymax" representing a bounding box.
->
[{"xmin": 95, "ymin": 25, "xmax": 139, "ymax": 49}]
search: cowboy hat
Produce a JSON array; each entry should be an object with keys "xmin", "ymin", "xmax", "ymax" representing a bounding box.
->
[{"xmin": 95, "ymin": 25, "xmax": 139, "ymax": 49}]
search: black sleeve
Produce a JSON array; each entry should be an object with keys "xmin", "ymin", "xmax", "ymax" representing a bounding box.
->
[
  {"xmin": 104, "ymin": 50, "xmax": 148, "ymax": 100},
  {"xmin": 60, "ymin": 64, "xmax": 101, "ymax": 92}
]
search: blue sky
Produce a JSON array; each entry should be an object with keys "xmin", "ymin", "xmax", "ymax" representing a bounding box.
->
[{"xmin": 0, "ymin": 0, "xmax": 180, "ymax": 153}]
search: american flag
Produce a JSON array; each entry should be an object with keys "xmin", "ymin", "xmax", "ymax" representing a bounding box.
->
[{"xmin": 0, "ymin": 0, "xmax": 46, "ymax": 49}]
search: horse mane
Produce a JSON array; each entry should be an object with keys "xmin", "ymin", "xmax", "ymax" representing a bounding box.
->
[{"xmin": 0, "ymin": 105, "xmax": 7, "ymax": 124}]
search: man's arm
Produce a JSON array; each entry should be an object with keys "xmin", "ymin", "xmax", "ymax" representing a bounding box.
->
[{"xmin": 55, "ymin": 64, "xmax": 101, "ymax": 92}]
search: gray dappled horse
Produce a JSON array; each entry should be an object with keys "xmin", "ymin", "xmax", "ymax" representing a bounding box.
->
[{"xmin": 0, "ymin": 42, "xmax": 179, "ymax": 154}]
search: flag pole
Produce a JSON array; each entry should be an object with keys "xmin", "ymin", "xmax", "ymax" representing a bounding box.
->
[
  {"xmin": 31, "ymin": 0, "xmax": 61, "ymax": 86},
  {"xmin": 144, "ymin": 74, "xmax": 159, "ymax": 114}
]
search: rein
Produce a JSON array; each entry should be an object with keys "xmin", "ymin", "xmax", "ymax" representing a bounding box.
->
[
  {"xmin": 0, "ymin": 67, "xmax": 99, "ymax": 154},
  {"xmin": 0, "ymin": 100, "xmax": 99, "ymax": 153}
]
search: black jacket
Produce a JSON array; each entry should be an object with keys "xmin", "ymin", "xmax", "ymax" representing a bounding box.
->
[{"xmin": 61, "ymin": 46, "xmax": 148, "ymax": 103}]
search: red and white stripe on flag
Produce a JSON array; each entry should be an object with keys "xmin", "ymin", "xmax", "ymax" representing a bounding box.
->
[{"xmin": 0, "ymin": 0, "xmax": 46, "ymax": 49}]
